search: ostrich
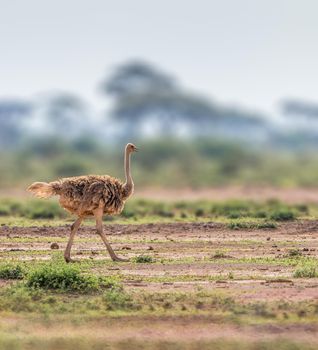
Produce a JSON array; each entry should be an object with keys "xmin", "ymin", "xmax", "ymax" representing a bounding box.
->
[{"xmin": 27, "ymin": 143, "xmax": 138, "ymax": 263}]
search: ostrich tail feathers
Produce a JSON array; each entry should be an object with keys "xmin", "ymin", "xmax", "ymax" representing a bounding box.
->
[{"xmin": 27, "ymin": 182, "xmax": 57, "ymax": 198}]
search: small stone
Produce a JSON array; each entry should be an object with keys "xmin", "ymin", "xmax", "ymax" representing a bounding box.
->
[
  {"xmin": 147, "ymin": 246, "xmax": 154, "ymax": 250},
  {"xmin": 50, "ymin": 242, "xmax": 59, "ymax": 250},
  {"xmin": 266, "ymin": 237, "xmax": 271, "ymax": 241}
]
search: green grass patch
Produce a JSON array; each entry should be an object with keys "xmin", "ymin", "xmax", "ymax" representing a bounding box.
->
[
  {"xmin": 132, "ymin": 255, "xmax": 155, "ymax": 263},
  {"xmin": 0, "ymin": 263, "xmax": 25, "ymax": 279},
  {"xmin": 227, "ymin": 220, "xmax": 277, "ymax": 230},
  {"xmin": 257, "ymin": 221, "xmax": 277, "ymax": 229},
  {"xmin": 0, "ymin": 197, "xmax": 313, "ymax": 225},
  {"xmin": 25, "ymin": 256, "xmax": 101, "ymax": 292},
  {"xmin": 270, "ymin": 210, "xmax": 296, "ymax": 221},
  {"xmin": 212, "ymin": 250, "xmax": 228, "ymax": 259},
  {"xmin": 0, "ymin": 198, "xmax": 66, "ymax": 219},
  {"xmin": 287, "ymin": 249, "xmax": 303, "ymax": 257},
  {"xmin": 102, "ymin": 287, "xmax": 137, "ymax": 310},
  {"xmin": 294, "ymin": 262, "xmax": 318, "ymax": 278}
]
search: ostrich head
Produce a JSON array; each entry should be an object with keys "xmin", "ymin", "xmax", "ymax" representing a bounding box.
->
[{"xmin": 126, "ymin": 143, "xmax": 138, "ymax": 153}]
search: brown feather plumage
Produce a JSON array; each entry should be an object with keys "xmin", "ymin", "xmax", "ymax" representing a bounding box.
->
[
  {"xmin": 29, "ymin": 175, "xmax": 133, "ymax": 217},
  {"xmin": 58, "ymin": 175, "xmax": 131, "ymax": 216}
]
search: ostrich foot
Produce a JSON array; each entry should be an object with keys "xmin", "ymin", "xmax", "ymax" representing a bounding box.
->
[
  {"xmin": 64, "ymin": 256, "xmax": 76, "ymax": 263},
  {"xmin": 112, "ymin": 256, "xmax": 129, "ymax": 262}
]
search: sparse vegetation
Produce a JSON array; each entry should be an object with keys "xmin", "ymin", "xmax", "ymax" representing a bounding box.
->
[
  {"xmin": 132, "ymin": 255, "xmax": 154, "ymax": 263},
  {"xmin": 257, "ymin": 221, "xmax": 277, "ymax": 229},
  {"xmin": 227, "ymin": 220, "xmax": 277, "ymax": 230},
  {"xmin": 0, "ymin": 197, "xmax": 310, "ymax": 226},
  {"xmin": 26, "ymin": 258, "xmax": 100, "ymax": 292},
  {"xmin": 288, "ymin": 249, "xmax": 303, "ymax": 257},
  {"xmin": 294, "ymin": 262, "xmax": 318, "ymax": 278},
  {"xmin": 270, "ymin": 209, "xmax": 296, "ymax": 221},
  {"xmin": 0, "ymin": 198, "xmax": 317, "ymax": 349},
  {"xmin": 102, "ymin": 287, "xmax": 136, "ymax": 310},
  {"xmin": 0, "ymin": 263, "xmax": 25, "ymax": 279},
  {"xmin": 5, "ymin": 139, "xmax": 318, "ymax": 189},
  {"xmin": 212, "ymin": 250, "xmax": 227, "ymax": 259}
]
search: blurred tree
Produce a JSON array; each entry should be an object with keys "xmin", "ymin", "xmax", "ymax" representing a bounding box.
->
[
  {"xmin": 0, "ymin": 100, "xmax": 32, "ymax": 148},
  {"xmin": 110, "ymin": 90, "xmax": 219, "ymax": 136},
  {"xmin": 101, "ymin": 60, "xmax": 267, "ymax": 142},
  {"xmin": 279, "ymin": 99, "xmax": 318, "ymax": 144},
  {"xmin": 22, "ymin": 137, "xmax": 67, "ymax": 158},
  {"xmin": 37, "ymin": 93, "xmax": 89, "ymax": 139},
  {"xmin": 281, "ymin": 99, "xmax": 318, "ymax": 118},
  {"xmin": 101, "ymin": 60, "xmax": 177, "ymax": 98}
]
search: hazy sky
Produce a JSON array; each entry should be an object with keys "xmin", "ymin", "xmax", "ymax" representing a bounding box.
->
[{"xmin": 0, "ymin": 0, "xmax": 317, "ymax": 114}]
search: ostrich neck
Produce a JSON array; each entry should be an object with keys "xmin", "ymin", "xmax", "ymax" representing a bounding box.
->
[{"xmin": 123, "ymin": 150, "xmax": 134, "ymax": 197}]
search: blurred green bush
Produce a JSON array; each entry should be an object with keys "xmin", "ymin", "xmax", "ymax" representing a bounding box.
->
[{"xmin": 1, "ymin": 138, "xmax": 318, "ymax": 189}]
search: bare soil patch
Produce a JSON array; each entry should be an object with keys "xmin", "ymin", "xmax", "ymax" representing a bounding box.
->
[
  {"xmin": 1, "ymin": 221, "xmax": 318, "ymax": 303},
  {"xmin": 1, "ymin": 220, "xmax": 317, "ymax": 346}
]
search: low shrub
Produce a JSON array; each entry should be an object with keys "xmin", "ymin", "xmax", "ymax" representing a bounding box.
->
[
  {"xmin": 121, "ymin": 209, "xmax": 135, "ymax": 218},
  {"xmin": 270, "ymin": 210, "xmax": 295, "ymax": 221},
  {"xmin": 228, "ymin": 220, "xmax": 277, "ymax": 230},
  {"xmin": 295, "ymin": 204, "xmax": 309, "ymax": 214},
  {"xmin": 253, "ymin": 210, "xmax": 267, "ymax": 218},
  {"xmin": 257, "ymin": 221, "xmax": 277, "ymax": 229},
  {"xmin": 25, "ymin": 201, "xmax": 65, "ymax": 219},
  {"xmin": 294, "ymin": 263, "xmax": 318, "ymax": 278},
  {"xmin": 0, "ymin": 263, "xmax": 25, "ymax": 279},
  {"xmin": 227, "ymin": 211, "xmax": 242, "ymax": 219},
  {"xmin": 212, "ymin": 250, "xmax": 227, "ymax": 259},
  {"xmin": 157, "ymin": 210, "xmax": 174, "ymax": 218},
  {"xmin": 195, "ymin": 208, "xmax": 205, "ymax": 217},
  {"xmin": 228, "ymin": 272, "xmax": 234, "ymax": 280},
  {"xmin": 132, "ymin": 255, "xmax": 154, "ymax": 263},
  {"xmin": 0, "ymin": 205, "xmax": 10, "ymax": 216},
  {"xmin": 211, "ymin": 200, "xmax": 251, "ymax": 217},
  {"xmin": 227, "ymin": 221, "xmax": 257, "ymax": 230},
  {"xmin": 26, "ymin": 262, "xmax": 100, "ymax": 292},
  {"xmin": 288, "ymin": 249, "xmax": 302, "ymax": 257},
  {"xmin": 99, "ymin": 276, "xmax": 122, "ymax": 290}
]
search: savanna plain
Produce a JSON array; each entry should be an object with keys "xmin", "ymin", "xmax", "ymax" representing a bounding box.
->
[{"xmin": 0, "ymin": 189, "xmax": 317, "ymax": 350}]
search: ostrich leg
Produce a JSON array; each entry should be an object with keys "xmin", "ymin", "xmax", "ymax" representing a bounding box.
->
[
  {"xmin": 94, "ymin": 209, "xmax": 129, "ymax": 262},
  {"xmin": 64, "ymin": 217, "xmax": 82, "ymax": 263}
]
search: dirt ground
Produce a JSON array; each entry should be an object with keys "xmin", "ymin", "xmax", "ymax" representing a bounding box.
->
[
  {"xmin": 1, "ymin": 220, "xmax": 318, "ymax": 346},
  {"xmin": 1, "ymin": 221, "xmax": 318, "ymax": 299}
]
